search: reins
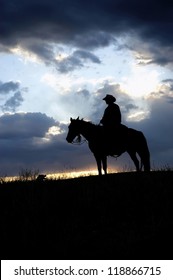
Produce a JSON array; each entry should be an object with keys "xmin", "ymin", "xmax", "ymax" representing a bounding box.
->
[{"xmin": 72, "ymin": 135, "xmax": 87, "ymax": 145}]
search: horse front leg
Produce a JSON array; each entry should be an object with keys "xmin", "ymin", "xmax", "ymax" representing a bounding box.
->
[
  {"xmin": 94, "ymin": 154, "xmax": 102, "ymax": 176},
  {"xmin": 102, "ymin": 155, "xmax": 107, "ymax": 175}
]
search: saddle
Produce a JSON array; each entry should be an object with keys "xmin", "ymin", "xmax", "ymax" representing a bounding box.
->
[{"xmin": 100, "ymin": 124, "xmax": 128, "ymax": 156}]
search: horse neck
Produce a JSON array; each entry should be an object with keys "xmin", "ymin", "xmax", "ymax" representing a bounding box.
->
[{"xmin": 80, "ymin": 121, "xmax": 95, "ymax": 141}]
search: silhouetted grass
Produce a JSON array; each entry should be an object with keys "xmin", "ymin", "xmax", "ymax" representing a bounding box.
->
[{"xmin": 1, "ymin": 171, "xmax": 173, "ymax": 259}]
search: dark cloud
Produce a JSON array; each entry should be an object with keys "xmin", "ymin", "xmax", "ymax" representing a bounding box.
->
[
  {"xmin": 2, "ymin": 91, "xmax": 24, "ymax": 112},
  {"xmin": 0, "ymin": 112, "xmax": 67, "ymax": 176},
  {"xmin": 0, "ymin": 80, "xmax": 27, "ymax": 112},
  {"xmin": 164, "ymin": 96, "xmax": 173, "ymax": 104},
  {"xmin": 56, "ymin": 49, "xmax": 101, "ymax": 73},
  {"xmin": 0, "ymin": 81, "xmax": 20, "ymax": 94},
  {"xmin": 72, "ymin": 32, "xmax": 116, "ymax": 49},
  {"xmin": 124, "ymin": 103, "xmax": 138, "ymax": 113},
  {"xmin": 135, "ymin": 45, "xmax": 173, "ymax": 66},
  {"xmin": 26, "ymin": 41, "xmax": 56, "ymax": 65},
  {"xmin": 162, "ymin": 79, "xmax": 173, "ymax": 83},
  {"xmin": 0, "ymin": 112, "xmax": 56, "ymax": 139},
  {"xmin": 0, "ymin": 111, "xmax": 96, "ymax": 176},
  {"xmin": 76, "ymin": 89, "xmax": 90, "ymax": 98},
  {"xmin": 17, "ymin": 40, "xmax": 101, "ymax": 72},
  {"xmin": 1, "ymin": 0, "xmax": 173, "ymax": 67},
  {"xmin": 74, "ymin": 50, "xmax": 101, "ymax": 64},
  {"xmin": 126, "ymin": 83, "xmax": 173, "ymax": 168}
]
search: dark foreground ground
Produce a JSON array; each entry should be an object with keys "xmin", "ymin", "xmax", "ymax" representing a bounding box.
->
[{"xmin": 1, "ymin": 171, "xmax": 173, "ymax": 259}]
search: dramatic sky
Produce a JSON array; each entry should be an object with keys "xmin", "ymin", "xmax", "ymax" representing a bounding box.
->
[{"xmin": 0, "ymin": 0, "xmax": 173, "ymax": 176}]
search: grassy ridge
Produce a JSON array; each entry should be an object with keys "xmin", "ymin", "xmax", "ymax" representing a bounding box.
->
[{"xmin": 1, "ymin": 171, "xmax": 173, "ymax": 259}]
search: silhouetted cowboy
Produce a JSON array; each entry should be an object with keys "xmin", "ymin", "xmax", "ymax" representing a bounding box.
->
[
  {"xmin": 100, "ymin": 94, "xmax": 126, "ymax": 156},
  {"xmin": 100, "ymin": 94, "xmax": 121, "ymax": 128}
]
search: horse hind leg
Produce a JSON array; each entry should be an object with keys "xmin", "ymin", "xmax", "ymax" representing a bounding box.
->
[
  {"xmin": 137, "ymin": 150, "xmax": 150, "ymax": 171},
  {"xmin": 137, "ymin": 132, "xmax": 150, "ymax": 171},
  {"xmin": 141, "ymin": 154, "xmax": 150, "ymax": 171},
  {"xmin": 94, "ymin": 154, "xmax": 102, "ymax": 176},
  {"xmin": 128, "ymin": 151, "xmax": 140, "ymax": 171}
]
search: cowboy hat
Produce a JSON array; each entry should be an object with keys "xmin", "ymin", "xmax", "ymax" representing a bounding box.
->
[{"xmin": 103, "ymin": 94, "xmax": 116, "ymax": 102}]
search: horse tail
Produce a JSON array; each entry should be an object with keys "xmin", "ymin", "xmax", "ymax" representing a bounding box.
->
[{"xmin": 137, "ymin": 131, "xmax": 150, "ymax": 171}]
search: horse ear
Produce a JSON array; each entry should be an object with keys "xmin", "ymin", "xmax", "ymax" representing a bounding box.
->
[
  {"xmin": 77, "ymin": 116, "xmax": 79, "ymax": 120},
  {"xmin": 70, "ymin": 117, "xmax": 72, "ymax": 121}
]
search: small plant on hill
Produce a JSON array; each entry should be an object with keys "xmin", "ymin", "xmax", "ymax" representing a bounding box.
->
[
  {"xmin": 158, "ymin": 164, "xmax": 173, "ymax": 171},
  {"xmin": 0, "ymin": 175, "xmax": 7, "ymax": 184},
  {"xmin": 18, "ymin": 168, "xmax": 40, "ymax": 181}
]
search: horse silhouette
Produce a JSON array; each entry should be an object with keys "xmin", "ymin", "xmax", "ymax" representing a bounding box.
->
[{"xmin": 66, "ymin": 117, "xmax": 150, "ymax": 175}]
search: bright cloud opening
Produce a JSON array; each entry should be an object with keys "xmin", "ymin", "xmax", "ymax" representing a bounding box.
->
[{"xmin": 121, "ymin": 63, "xmax": 160, "ymax": 97}]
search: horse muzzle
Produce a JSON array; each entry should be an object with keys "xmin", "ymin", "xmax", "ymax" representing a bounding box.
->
[{"xmin": 66, "ymin": 137, "xmax": 72, "ymax": 143}]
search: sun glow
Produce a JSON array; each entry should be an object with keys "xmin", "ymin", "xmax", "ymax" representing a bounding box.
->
[
  {"xmin": 41, "ymin": 73, "xmax": 73, "ymax": 93},
  {"xmin": 47, "ymin": 169, "xmax": 99, "ymax": 179},
  {"xmin": 10, "ymin": 46, "xmax": 40, "ymax": 64},
  {"xmin": 47, "ymin": 167, "xmax": 119, "ymax": 179},
  {"xmin": 47, "ymin": 126, "xmax": 61, "ymax": 135},
  {"xmin": 3, "ymin": 168, "xmax": 119, "ymax": 182},
  {"xmin": 121, "ymin": 64, "xmax": 159, "ymax": 97},
  {"xmin": 127, "ymin": 110, "xmax": 150, "ymax": 121},
  {"xmin": 55, "ymin": 53, "xmax": 69, "ymax": 61}
]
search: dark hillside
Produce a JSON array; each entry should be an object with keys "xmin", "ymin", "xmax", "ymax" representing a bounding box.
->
[{"xmin": 1, "ymin": 171, "xmax": 173, "ymax": 259}]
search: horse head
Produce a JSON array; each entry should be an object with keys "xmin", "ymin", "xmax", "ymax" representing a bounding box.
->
[{"xmin": 66, "ymin": 117, "xmax": 82, "ymax": 143}]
